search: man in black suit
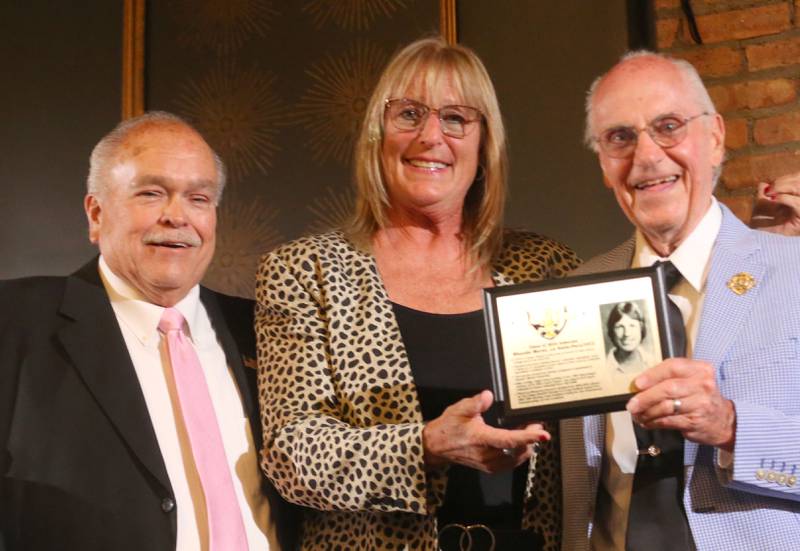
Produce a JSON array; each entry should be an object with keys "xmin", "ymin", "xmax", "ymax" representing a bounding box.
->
[{"xmin": 0, "ymin": 112, "xmax": 297, "ymax": 550}]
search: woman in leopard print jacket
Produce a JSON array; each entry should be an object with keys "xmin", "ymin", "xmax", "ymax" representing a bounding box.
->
[{"xmin": 256, "ymin": 37, "xmax": 579, "ymax": 551}]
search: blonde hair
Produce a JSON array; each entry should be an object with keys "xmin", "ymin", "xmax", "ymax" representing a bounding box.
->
[{"xmin": 346, "ymin": 36, "xmax": 508, "ymax": 269}]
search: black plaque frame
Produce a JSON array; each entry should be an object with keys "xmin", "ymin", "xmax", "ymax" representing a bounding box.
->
[{"xmin": 483, "ymin": 264, "xmax": 677, "ymax": 425}]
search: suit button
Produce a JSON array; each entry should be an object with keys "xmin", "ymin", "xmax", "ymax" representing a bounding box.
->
[
  {"xmin": 644, "ymin": 445, "xmax": 661, "ymax": 457},
  {"xmin": 161, "ymin": 497, "xmax": 175, "ymax": 513}
]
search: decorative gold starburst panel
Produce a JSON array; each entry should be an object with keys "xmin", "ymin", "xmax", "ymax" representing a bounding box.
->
[
  {"xmin": 171, "ymin": 0, "xmax": 279, "ymax": 55},
  {"xmin": 204, "ymin": 195, "xmax": 283, "ymax": 298},
  {"xmin": 291, "ymin": 40, "xmax": 388, "ymax": 165},
  {"xmin": 177, "ymin": 62, "xmax": 285, "ymax": 183},
  {"xmin": 306, "ymin": 185, "xmax": 355, "ymax": 234},
  {"xmin": 303, "ymin": 0, "xmax": 407, "ymax": 30}
]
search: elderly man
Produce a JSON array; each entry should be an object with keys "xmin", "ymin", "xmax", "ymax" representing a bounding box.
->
[
  {"xmin": 560, "ymin": 52, "xmax": 800, "ymax": 550},
  {"xmin": 0, "ymin": 112, "xmax": 296, "ymax": 550}
]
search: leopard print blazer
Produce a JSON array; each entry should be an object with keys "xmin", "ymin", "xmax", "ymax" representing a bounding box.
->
[{"xmin": 256, "ymin": 230, "xmax": 579, "ymax": 550}]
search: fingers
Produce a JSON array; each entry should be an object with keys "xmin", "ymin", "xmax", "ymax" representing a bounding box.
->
[
  {"xmin": 477, "ymin": 417, "xmax": 549, "ymax": 472},
  {"xmin": 423, "ymin": 391, "xmax": 547, "ymax": 472},
  {"xmin": 631, "ymin": 394, "xmax": 736, "ymax": 449},
  {"xmin": 625, "ymin": 359, "xmax": 737, "ymax": 449},
  {"xmin": 628, "ymin": 359, "xmax": 713, "ymax": 415},
  {"xmin": 758, "ymin": 180, "xmax": 800, "ymax": 211},
  {"xmin": 631, "ymin": 357, "xmax": 696, "ymax": 392},
  {"xmin": 756, "ymin": 178, "xmax": 800, "ymax": 231},
  {"xmin": 632, "ymin": 395, "xmax": 694, "ymax": 426},
  {"xmin": 449, "ymin": 390, "xmax": 494, "ymax": 417},
  {"xmin": 480, "ymin": 423, "xmax": 550, "ymax": 451},
  {"xmin": 769, "ymin": 188, "xmax": 800, "ymax": 214},
  {"xmin": 756, "ymin": 182, "xmax": 773, "ymax": 199},
  {"xmin": 522, "ymin": 421, "xmax": 552, "ymax": 441},
  {"xmin": 483, "ymin": 443, "xmax": 536, "ymax": 472},
  {"xmin": 767, "ymin": 173, "xmax": 800, "ymax": 195}
]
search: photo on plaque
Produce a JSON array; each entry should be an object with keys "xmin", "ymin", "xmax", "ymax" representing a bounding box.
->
[
  {"xmin": 482, "ymin": 264, "xmax": 678, "ymax": 425},
  {"xmin": 600, "ymin": 299, "xmax": 656, "ymax": 393}
]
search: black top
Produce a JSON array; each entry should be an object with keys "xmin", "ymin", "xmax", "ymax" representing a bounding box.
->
[{"xmin": 391, "ymin": 302, "xmax": 526, "ymax": 530}]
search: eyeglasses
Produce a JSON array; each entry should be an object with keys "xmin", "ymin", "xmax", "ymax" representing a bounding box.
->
[
  {"xmin": 594, "ymin": 112, "xmax": 710, "ymax": 158},
  {"xmin": 384, "ymin": 98, "xmax": 483, "ymax": 139}
]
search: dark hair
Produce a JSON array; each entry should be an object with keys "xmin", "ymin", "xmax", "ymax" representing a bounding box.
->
[{"xmin": 606, "ymin": 302, "xmax": 646, "ymax": 343}]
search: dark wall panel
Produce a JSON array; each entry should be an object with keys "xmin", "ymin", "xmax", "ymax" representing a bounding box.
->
[
  {"xmin": 458, "ymin": 1, "xmax": 632, "ymax": 260},
  {"xmin": 0, "ymin": 2, "xmax": 122, "ymax": 278},
  {"xmin": 145, "ymin": 0, "xmax": 441, "ymax": 296},
  {"xmin": 1, "ymin": 2, "xmax": 635, "ymax": 282}
]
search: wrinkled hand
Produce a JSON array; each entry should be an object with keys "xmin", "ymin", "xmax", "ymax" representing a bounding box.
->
[
  {"xmin": 422, "ymin": 390, "xmax": 550, "ymax": 473},
  {"xmin": 750, "ymin": 176, "xmax": 800, "ymax": 236},
  {"xmin": 626, "ymin": 358, "xmax": 736, "ymax": 452}
]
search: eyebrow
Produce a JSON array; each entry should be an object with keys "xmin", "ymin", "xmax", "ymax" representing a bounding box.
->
[
  {"xmin": 133, "ymin": 175, "xmax": 218, "ymax": 193},
  {"xmin": 603, "ymin": 112, "xmax": 686, "ymax": 130}
]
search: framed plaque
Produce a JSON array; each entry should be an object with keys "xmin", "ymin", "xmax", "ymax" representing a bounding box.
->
[{"xmin": 483, "ymin": 264, "xmax": 679, "ymax": 425}]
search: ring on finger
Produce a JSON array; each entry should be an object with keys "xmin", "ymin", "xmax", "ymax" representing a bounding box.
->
[
  {"xmin": 501, "ymin": 448, "xmax": 513, "ymax": 456},
  {"xmin": 672, "ymin": 398, "xmax": 682, "ymax": 415}
]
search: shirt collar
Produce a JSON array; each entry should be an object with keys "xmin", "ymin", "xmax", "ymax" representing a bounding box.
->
[
  {"xmin": 633, "ymin": 197, "xmax": 722, "ymax": 292},
  {"xmin": 98, "ymin": 256, "xmax": 205, "ymax": 347}
]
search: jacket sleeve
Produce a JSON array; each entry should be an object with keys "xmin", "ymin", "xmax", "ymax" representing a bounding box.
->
[
  {"xmin": 721, "ymin": 368, "xmax": 800, "ymax": 501},
  {"xmin": 255, "ymin": 244, "xmax": 446, "ymax": 514},
  {"xmin": 701, "ymin": 228, "xmax": 800, "ymax": 503}
]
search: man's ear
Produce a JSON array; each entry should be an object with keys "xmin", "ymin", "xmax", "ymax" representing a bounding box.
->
[
  {"xmin": 709, "ymin": 112, "xmax": 726, "ymax": 167},
  {"xmin": 84, "ymin": 194, "xmax": 102, "ymax": 244}
]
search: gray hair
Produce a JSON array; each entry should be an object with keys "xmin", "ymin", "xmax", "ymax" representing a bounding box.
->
[
  {"xmin": 584, "ymin": 50, "xmax": 717, "ymax": 152},
  {"xmin": 86, "ymin": 111, "xmax": 227, "ymax": 203}
]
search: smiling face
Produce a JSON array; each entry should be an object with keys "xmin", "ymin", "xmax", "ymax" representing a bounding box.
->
[
  {"xmin": 85, "ymin": 123, "xmax": 218, "ymax": 306},
  {"xmin": 612, "ymin": 313, "xmax": 644, "ymax": 352},
  {"xmin": 380, "ymin": 77, "xmax": 482, "ymax": 222},
  {"xmin": 590, "ymin": 56, "xmax": 725, "ymax": 255}
]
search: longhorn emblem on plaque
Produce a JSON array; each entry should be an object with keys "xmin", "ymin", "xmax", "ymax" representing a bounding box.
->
[{"xmin": 527, "ymin": 307, "xmax": 568, "ymax": 340}]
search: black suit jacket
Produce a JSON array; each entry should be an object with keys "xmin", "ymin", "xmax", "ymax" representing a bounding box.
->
[{"xmin": 0, "ymin": 259, "xmax": 298, "ymax": 550}]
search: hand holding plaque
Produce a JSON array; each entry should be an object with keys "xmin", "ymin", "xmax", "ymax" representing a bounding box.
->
[
  {"xmin": 483, "ymin": 264, "xmax": 679, "ymax": 425},
  {"xmin": 422, "ymin": 390, "xmax": 549, "ymax": 472}
]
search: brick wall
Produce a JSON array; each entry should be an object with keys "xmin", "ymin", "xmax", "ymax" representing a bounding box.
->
[{"xmin": 654, "ymin": 0, "xmax": 800, "ymax": 221}]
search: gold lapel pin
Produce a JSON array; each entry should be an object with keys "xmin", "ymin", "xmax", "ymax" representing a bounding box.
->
[{"xmin": 727, "ymin": 272, "xmax": 756, "ymax": 295}]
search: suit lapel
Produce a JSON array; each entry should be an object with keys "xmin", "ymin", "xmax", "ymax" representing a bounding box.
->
[
  {"xmin": 688, "ymin": 208, "xmax": 765, "ymax": 464},
  {"xmin": 201, "ymin": 289, "xmax": 258, "ymax": 433},
  {"xmin": 693, "ymin": 210, "xmax": 765, "ymax": 365},
  {"xmin": 57, "ymin": 260, "xmax": 170, "ymax": 490}
]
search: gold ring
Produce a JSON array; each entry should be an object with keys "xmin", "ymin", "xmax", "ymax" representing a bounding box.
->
[
  {"xmin": 438, "ymin": 523, "xmax": 471, "ymax": 551},
  {"xmin": 465, "ymin": 524, "xmax": 495, "ymax": 551}
]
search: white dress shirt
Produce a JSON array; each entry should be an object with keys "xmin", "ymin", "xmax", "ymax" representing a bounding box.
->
[
  {"xmin": 99, "ymin": 257, "xmax": 275, "ymax": 550},
  {"xmin": 590, "ymin": 199, "xmax": 722, "ymax": 550}
]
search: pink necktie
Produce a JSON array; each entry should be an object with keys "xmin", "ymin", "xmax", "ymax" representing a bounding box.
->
[{"xmin": 159, "ymin": 308, "xmax": 249, "ymax": 551}]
